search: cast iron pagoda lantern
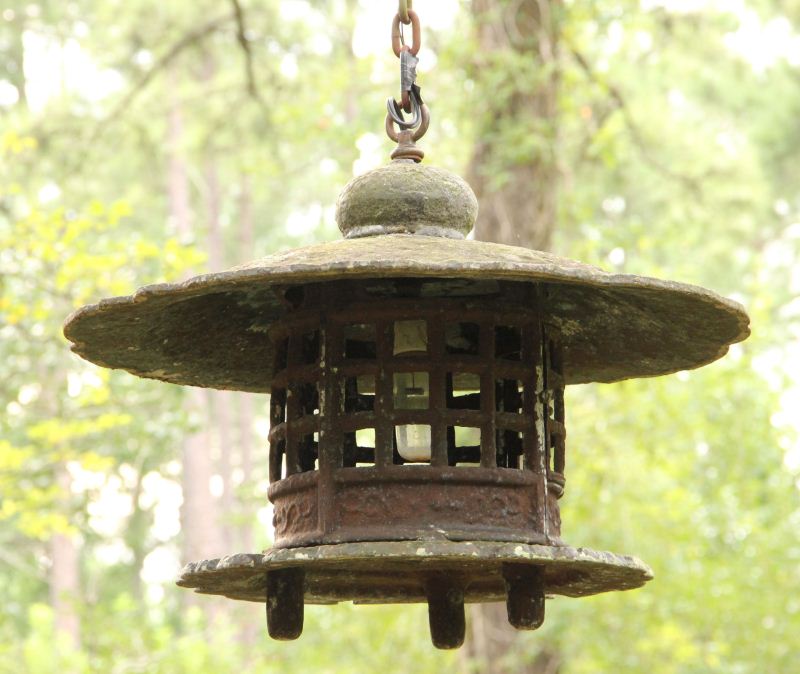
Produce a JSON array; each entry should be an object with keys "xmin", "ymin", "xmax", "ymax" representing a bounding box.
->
[{"xmin": 63, "ymin": 4, "xmax": 749, "ymax": 651}]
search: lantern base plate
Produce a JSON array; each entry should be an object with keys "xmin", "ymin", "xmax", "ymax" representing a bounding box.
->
[{"xmin": 177, "ymin": 540, "xmax": 652, "ymax": 604}]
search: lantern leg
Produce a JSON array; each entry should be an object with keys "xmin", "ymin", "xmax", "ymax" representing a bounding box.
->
[
  {"xmin": 502, "ymin": 563, "xmax": 545, "ymax": 630},
  {"xmin": 425, "ymin": 577, "xmax": 466, "ymax": 650},
  {"xmin": 266, "ymin": 568, "xmax": 305, "ymax": 640}
]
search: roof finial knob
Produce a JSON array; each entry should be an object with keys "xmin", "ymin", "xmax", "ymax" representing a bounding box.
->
[{"xmin": 335, "ymin": 161, "xmax": 478, "ymax": 240}]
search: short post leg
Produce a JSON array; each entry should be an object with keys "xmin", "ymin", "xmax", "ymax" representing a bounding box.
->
[
  {"xmin": 503, "ymin": 563, "xmax": 545, "ymax": 630},
  {"xmin": 266, "ymin": 567, "xmax": 305, "ymax": 640},
  {"xmin": 426, "ymin": 577, "xmax": 466, "ymax": 650}
]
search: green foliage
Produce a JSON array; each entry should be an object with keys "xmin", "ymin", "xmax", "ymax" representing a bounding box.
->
[{"xmin": 1, "ymin": 134, "xmax": 202, "ymax": 542}]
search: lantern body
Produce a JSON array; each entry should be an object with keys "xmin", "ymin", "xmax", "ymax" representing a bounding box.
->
[
  {"xmin": 268, "ymin": 279, "xmax": 566, "ymax": 550},
  {"xmin": 63, "ymin": 160, "xmax": 750, "ymax": 648}
]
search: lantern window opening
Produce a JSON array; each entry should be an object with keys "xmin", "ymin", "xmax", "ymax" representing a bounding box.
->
[
  {"xmin": 343, "ymin": 428, "xmax": 377, "ymax": 468},
  {"xmin": 495, "ymin": 325, "xmax": 523, "ymax": 361},
  {"xmin": 298, "ymin": 432, "xmax": 320, "ymax": 473},
  {"xmin": 496, "ymin": 429, "xmax": 525, "ymax": 469},
  {"xmin": 343, "ymin": 375, "xmax": 376, "ymax": 413},
  {"xmin": 269, "ymin": 439, "xmax": 286, "ymax": 482},
  {"xmin": 393, "ymin": 319, "xmax": 428, "ymax": 356},
  {"xmin": 445, "ymin": 322, "xmax": 480, "ymax": 355},
  {"xmin": 394, "ymin": 424, "xmax": 433, "ymax": 464},
  {"xmin": 343, "ymin": 323, "xmax": 377, "ymax": 360},
  {"xmin": 296, "ymin": 381, "xmax": 320, "ymax": 417},
  {"xmin": 495, "ymin": 378, "xmax": 524, "ymax": 414},
  {"xmin": 447, "ymin": 372, "xmax": 481, "ymax": 410},
  {"xmin": 448, "ymin": 425, "xmax": 482, "ymax": 466},
  {"xmin": 393, "ymin": 371, "xmax": 430, "ymax": 410}
]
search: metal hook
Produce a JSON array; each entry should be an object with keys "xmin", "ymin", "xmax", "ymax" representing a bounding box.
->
[
  {"xmin": 385, "ymin": 102, "xmax": 430, "ymax": 146},
  {"xmin": 386, "ymin": 92, "xmax": 421, "ymax": 130}
]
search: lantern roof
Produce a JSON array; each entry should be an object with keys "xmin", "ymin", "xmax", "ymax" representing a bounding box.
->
[{"xmin": 64, "ymin": 161, "xmax": 749, "ymax": 392}]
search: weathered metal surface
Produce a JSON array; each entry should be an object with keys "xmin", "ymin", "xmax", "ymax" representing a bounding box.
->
[
  {"xmin": 63, "ymin": 243, "xmax": 749, "ymax": 391},
  {"xmin": 392, "ymin": 10, "xmax": 421, "ymax": 57},
  {"xmin": 176, "ymin": 541, "xmax": 653, "ymax": 604},
  {"xmin": 426, "ymin": 575, "xmax": 466, "ymax": 649},
  {"xmin": 336, "ymin": 162, "xmax": 477, "ymax": 239},
  {"xmin": 270, "ymin": 467, "xmax": 548, "ymax": 548},
  {"xmin": 266, "ymin": 568, "xmax": 305, "ymax": 641},
  {"xmin": 503, "ymin": 563, "xmax": 546, "ymax": 630},
  {"xmin": 271, "ymin": 473, "xmax": 320, "ymax": 544},
  {"xmin": 265, "ymin": 288, "xmax": 562, "ymax": 548}
]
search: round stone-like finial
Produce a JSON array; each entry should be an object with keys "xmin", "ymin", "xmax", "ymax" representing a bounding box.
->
[{"xmin": 336, "ymin": 161, "xmax": 478, "ymax": 239}]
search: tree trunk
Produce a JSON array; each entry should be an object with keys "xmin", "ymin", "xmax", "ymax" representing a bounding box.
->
[
  {"xmin": 465, "ymin": 1, "xmax": 561, "ymax": 673},
  {"xmin": 467, "ymin": 0, "xmax": 560, "ymax": 251}
]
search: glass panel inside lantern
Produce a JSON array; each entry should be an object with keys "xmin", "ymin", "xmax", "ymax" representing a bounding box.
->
[
  {"xmin": 393, "ymin": 372, "xmax": 430, "ymax": 461},
  {"xmin": 393, "ymin": 320, "xmax": 428, "ymax": 355},
  {"xmin": 392, "ymin": 321, "xmax": 431, "ymax": 462},
  {"xmin": 395, "ymin": 424, "xmax": 432, "ymax": 463},
  {"xmin": 393, "ymin": 372, "xmax": 429, "ymax": 409}
]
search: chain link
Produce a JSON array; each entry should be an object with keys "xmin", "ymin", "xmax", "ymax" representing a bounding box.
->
[
  {"xmin": 392, "ymin": 10, "xmax": 420, "ymax": 57},
  {"xmin": 399, "ymin": 0, "xmax": 412, "ymax": 25}
]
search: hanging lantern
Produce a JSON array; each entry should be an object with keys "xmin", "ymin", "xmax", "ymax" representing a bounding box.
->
[{"xmin": 63, "ymin": 3, "xmax": 749, "ymax": 650}]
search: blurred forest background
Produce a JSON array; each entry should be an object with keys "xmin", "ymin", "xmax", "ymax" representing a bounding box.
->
[{"xmin": 2, "ymin": 0, "xmax": 800, "ymax": 672}]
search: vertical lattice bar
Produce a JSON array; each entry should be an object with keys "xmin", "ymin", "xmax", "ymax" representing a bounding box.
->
[
  {"xmin": 428, "ymin": 317, "xmax": 448, "ymax": 467},
  {"xmin": 317, "ymin": 315, "xmax": 337, "ymax": 537},
  {"xmin": 542, "ymin": 336, "xmax": 553, "ymax": 477},
  {"xmin": 533, "ymin": 289, "xmax": 550, "ymax": 537},
  {"xmin": 480, "ymin": 321, "xmax": 496, "ymax": 468},
  {"xmin": 374, "ymin": 319, "xmax": 394, "ymax": 466},
  {"xmin": 549, "ymin": 329, "xmax": 566, "ymax": 478},
  {"xmin": 320, "ymin": 318, "xmax": 342, "ymax": 471},
  {"xmin": 521, "ymin": 317, "xmax": 542, "ymax": 473},
  {"xmin": 284, "ymin": 328, "xmax": 302, "ymax": 476},
  {"xmin": 268, "ymin": 386, "xmax": 286, "ymax": 482}
]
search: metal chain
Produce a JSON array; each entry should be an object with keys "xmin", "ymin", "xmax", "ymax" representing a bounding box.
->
[
  {"xmin": 399, "ymin": 0, "xmax": 412, "ymax": 25},
  {"xmin": 385, "ymin": 2, "xmax": 428, "ymax": 148}
]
